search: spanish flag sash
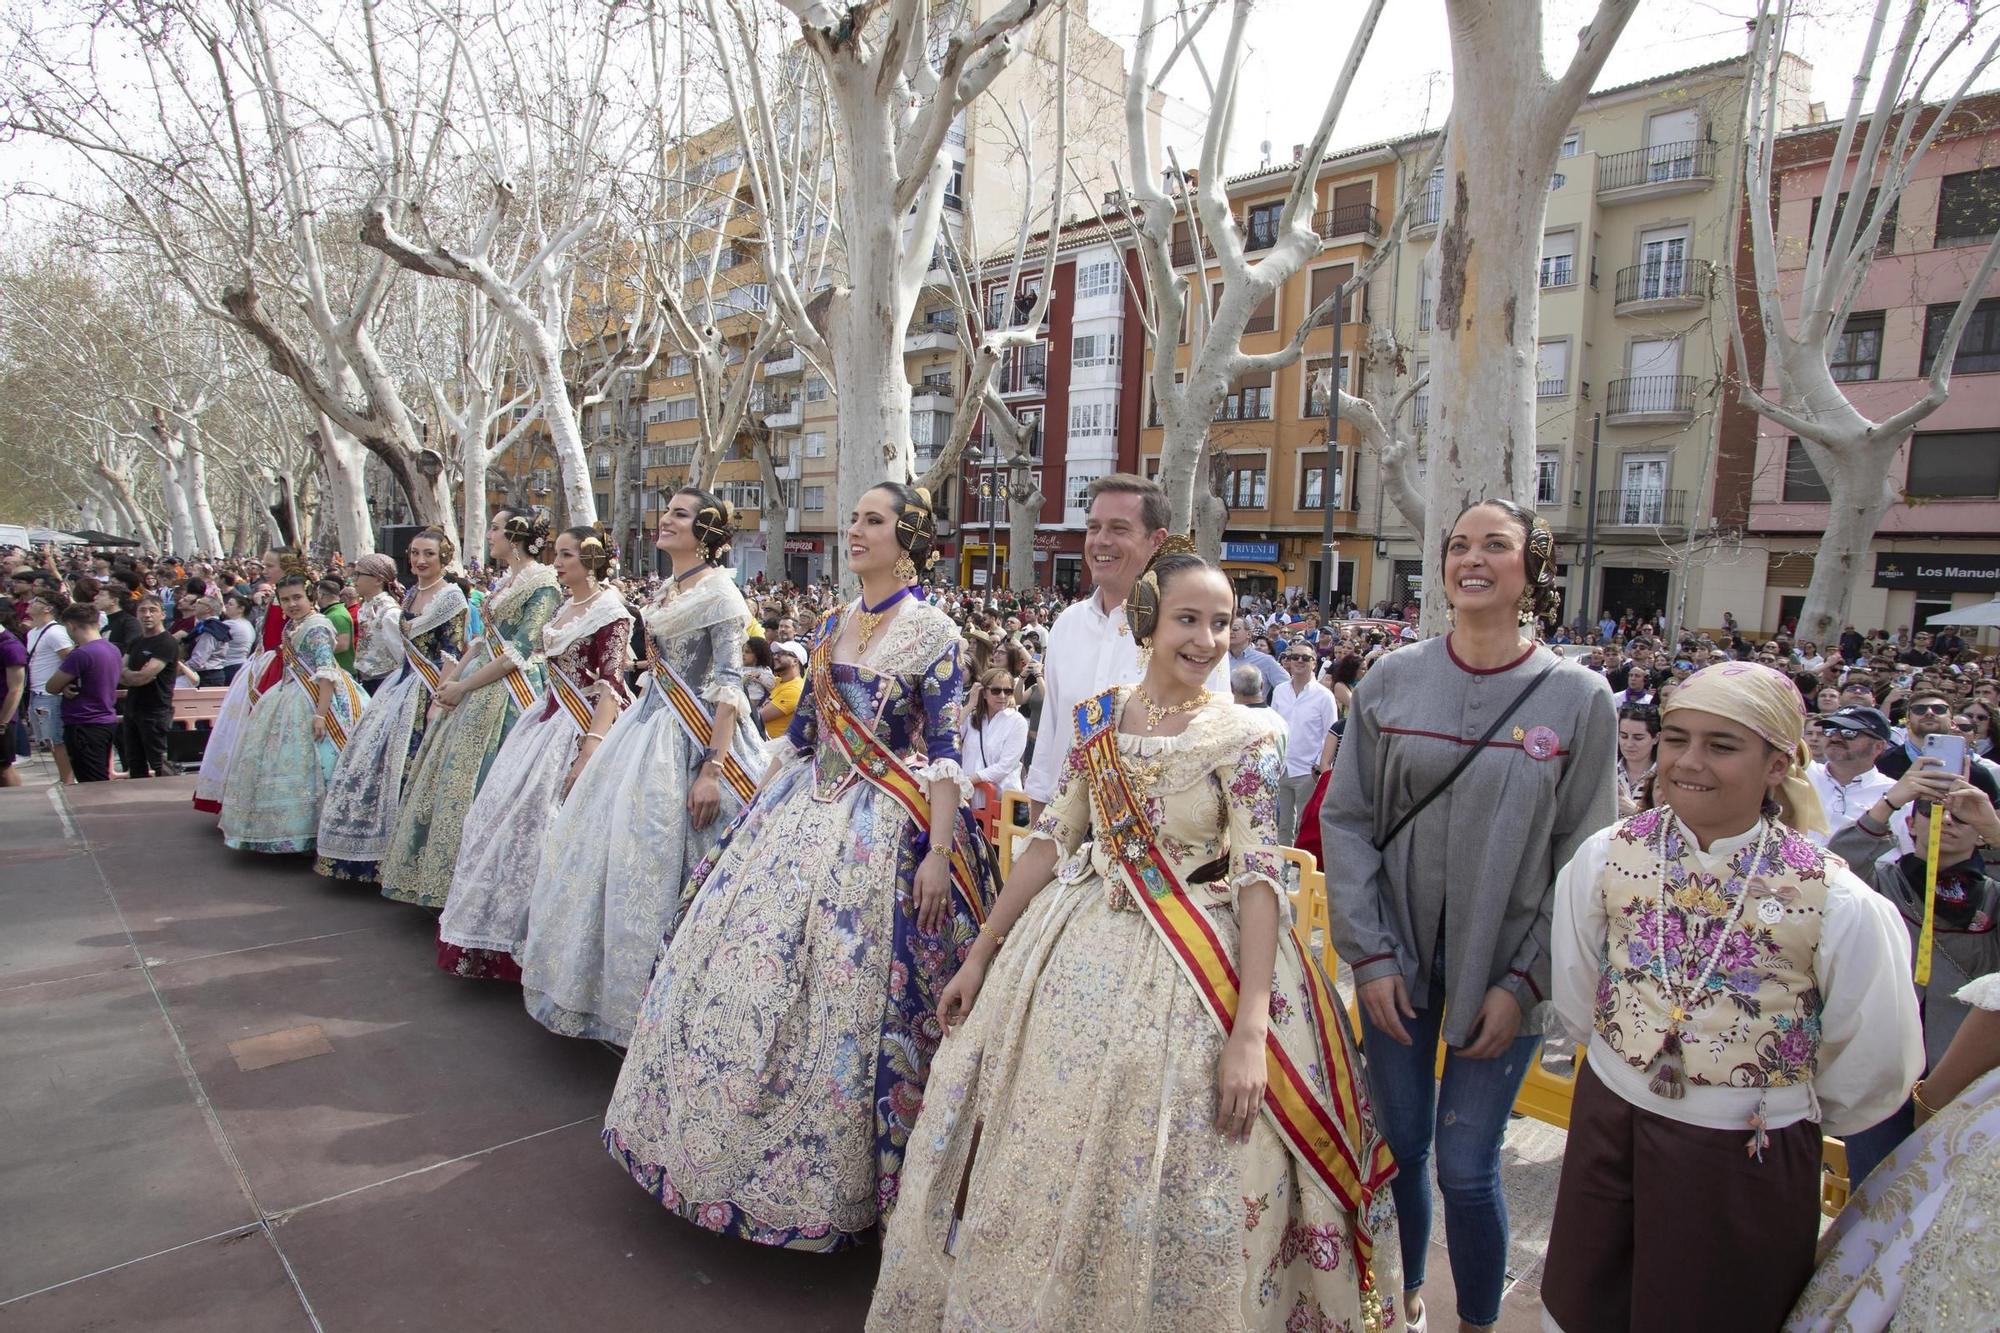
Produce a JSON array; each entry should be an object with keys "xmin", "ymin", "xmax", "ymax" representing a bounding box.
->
[
  {"xmin": 403, "ymin": 641, "xmax": 446, "ymax": 698},
  {"xmin": 1071, "ymin": 690, "xmax": 1394, "ymax": 1286},
  {"xmin": 546, "ymin": 660, "xmax": 598, "ymax": 737},
  {"xmin": 650, "ymin": 658, "xmax": 757, "ymax": 804},
  {"xmin": 284, "ymin": 639, "xmax": 349, "ymax": 751},
  {"xmin": 808, "ymin": 629, "xmax": 987, "ymax": 927}
]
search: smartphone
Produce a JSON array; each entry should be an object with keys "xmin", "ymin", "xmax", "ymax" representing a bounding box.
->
[{"xmin": 1921, "ymin": 732, "xmax": 1969, "ymax": 777}]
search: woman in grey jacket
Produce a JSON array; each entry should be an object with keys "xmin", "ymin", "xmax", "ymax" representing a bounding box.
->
[{"xmin": 1322, "ymin": 499, "xmax": 1617, "ymax": 1333}]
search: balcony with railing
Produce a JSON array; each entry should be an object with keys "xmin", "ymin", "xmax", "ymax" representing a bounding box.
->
[
  {"xmin": 1410, "ymin": 177, "xmax": 1443, "ymax": 233},
  {"xmin": 1000, "ymin": 347, "xmax": 1047, "ymax": 398},
  {"xmin": 1596, "ymin": 487, "xmax": 1688, "ymax": 528},
  {"xmin": 1412, "ymin": 390, "xmax": 1430, "ymax": 430},
  {"xmin": 1418, "ymin": 295, "xmax": 1434, "ymax": 331},
  {"xmin": 1537, "ymin": 375, "xmax": 1568, "ymax": 399},
  {"xmin": 911, "ymin": 381, "xmax": 955, "ymax": 411},
  {"xmin": 1314, "ymin": 203, "xmax": 1381, "ymax": 241},
  {"xmin": 1596, "ymin": 140, "xmax": 1717, "ymax": 200},
  {"xmin": 763, "ymin": 395, "xmax": 801, "ymax": 429},
  {"xmin": 1605, "ymin": 374, "xmax": 1697, "ymax": 424},
  {"xmin": 1613, "ymin": 258, "xmax": 1711, "ymax": 314},
  {"xmin": 904, "ymin": 309, "xmax": 959, "ymax": 354},
  {"xmin": 763, "ymin": 345, "xmax": 804, "ymax": 376},
  {"xmin": 1538, "ymin": 255, "xmax": 1575, "ymax": 289}
]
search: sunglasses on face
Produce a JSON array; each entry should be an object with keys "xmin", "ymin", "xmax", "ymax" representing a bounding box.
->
[
  {"xmin": 1283, "ymin": 653, "xmax": 1313, "ymax": 663},
  {"xmin": 988, "ymin": 685, "xmax": 1014, "ymax": 695},
  {"xmin": 1909, "ymin": 703, "xmax": 1953, "ymax": 717}
]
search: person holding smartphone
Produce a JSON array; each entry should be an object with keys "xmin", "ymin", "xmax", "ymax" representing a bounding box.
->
[
  {"xmin": 1879, "ymin": 689, "xmax": 2000, "ymax": 804},
  {"xmin": 1828, "ymin": 758, "xmax": 2000, "ymax": 1186}
]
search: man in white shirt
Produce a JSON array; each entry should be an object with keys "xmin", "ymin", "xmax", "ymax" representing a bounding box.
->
[
  {"xmin": 23, "ymin": 589, "xmax": 75, "ymax": 784},
  {"xmin": 1024, "ymin": 474, "xmax": 1225, "ymax": 814},
  {"xmin": 1807, "ymin": 705, "xmax": 1897, "ymax": 845},
  {"xmin": 1270, "ymin": 645, "xmax": 1338, "ymax": 842}
]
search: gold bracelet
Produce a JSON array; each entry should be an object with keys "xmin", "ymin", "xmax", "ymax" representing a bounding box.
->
[{"xmin": 1911, "ymin": 1078, "xmax": 1940, "ymax": 1122}]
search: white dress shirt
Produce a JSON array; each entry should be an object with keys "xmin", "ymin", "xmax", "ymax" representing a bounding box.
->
[
  {"xmin": 1805, "ymin": 760, "xmax": 1897, "ymax": 846},
  {"xmin": 1023, "ymin": 591, "xmax": 1229, "ymax": 803},
  {"xmin": 1270, "ymin": 676, "xmax": 1338, "ymax": 779},
  {"xmin": 1552, "ymin": 820, "xmax": 1920, "ymax": 1136},
  {"xmin": 25, "ymin": 621, "xmax": 73, "ymax": 693}
]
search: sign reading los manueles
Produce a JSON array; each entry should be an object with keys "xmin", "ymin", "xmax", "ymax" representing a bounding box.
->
[{"xmin": 1874, "ymin": 552, "xmax": 2000, "ymax": 591}]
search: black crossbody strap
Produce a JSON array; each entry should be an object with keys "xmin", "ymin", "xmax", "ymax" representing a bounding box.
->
[{"xmin": 1374, "ymin": 657, "xmax": 1561, "ymax": 852}]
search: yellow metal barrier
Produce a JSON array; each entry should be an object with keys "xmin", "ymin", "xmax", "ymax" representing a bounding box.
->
[{"xmin": 995, "ymin": 790, "xmax": 1034, "ymax": 882}]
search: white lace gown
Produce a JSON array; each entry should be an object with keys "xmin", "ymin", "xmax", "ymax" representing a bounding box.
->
[
  {"xmin": 192, "ymin": 606, "xmax": 283, "ymax": 814},
  {"xmin": 314, "ymin": 586, "xmax": 469, "ymax": 881},
  {"xmin": 1787, "ymin": 974, "xmax": 2000, "ymax": 1332},
  {"xmin": 518, "ymin": 573, "xmax": 763, "ymax": 1044},
  {"xmin": 437, "ymin": 594, "xmax": 633, "ymax": 961}
]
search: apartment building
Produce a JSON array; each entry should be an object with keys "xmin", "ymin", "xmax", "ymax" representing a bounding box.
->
[
  {"xmin": 1727, "ymin": 93, "xmax": 2000, "ymax": 638},
  {"xmin": 1377, "ymin": 56, "xmax": 1814, "ymax": 626},
  {"xmin": 1133, "ymin": 144, "xmax": 1401, "ymax": 604},
  {"xmin": 951, "ymin": 219, "xmax": 1149, "ymax": 592}
]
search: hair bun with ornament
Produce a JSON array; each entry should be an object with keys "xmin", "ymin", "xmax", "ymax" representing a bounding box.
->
[{"xmin": 1125, "ymin": 533, "xmax": 1203, "ymax": 645}]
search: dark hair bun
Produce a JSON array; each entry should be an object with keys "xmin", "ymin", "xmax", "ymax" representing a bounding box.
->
[
  {"xmin": 563, "ymin": 525, "xmax": 612, "ymax": 577},
  {"xmin": 1124, "ymin": 537, "xmax": 1204, "ymax": 645},
  {"xmin": 875, "ymin": 480, "xmax": 939, "ymax": 574},
  {"xmin": 502, "ymin": 506, "xmax": 555, "ymax": 559}
]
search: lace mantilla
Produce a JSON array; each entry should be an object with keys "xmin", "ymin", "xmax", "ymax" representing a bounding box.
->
[
  {"xmin": 483, "ymin": 562, "xmax": 560, "ymax": 622},
  {"xmin": 831, "ymin": 599, "xmax": 961, "ymax": 676},
  {"xmin": 641, "ymin": 570, "xmax": 751, "ymax": 644},
  {"xmin": 542, "ymin": 590, "xmax": 633, "ymax": 658},
  {"xmin": 402, "ymin": 582, "xmax": 469, "ymax": 639}
]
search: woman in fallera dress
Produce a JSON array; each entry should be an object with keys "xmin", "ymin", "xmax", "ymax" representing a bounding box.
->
[
  {"xmin": 600, "ymin": 481, "xmax": 999, "ymax": 1251},
  {"xmin": 347, "ymin": 552, "xmax": 407, "ymax": 695},
  {"xmin": 219, "ymin": 574, "xmax": 366, "ymax": 854},
  {"xmin": 868, "ymin": 549, "xmax": 1397, "ymax": 1333},
  {"xmin": 379, "ymin": 508, "xmax": 562, "ymax": 935},
  {"xmin": 440, "ymin": 528, "xmax": 633, "ymax": 980},
  {"xmin": 519, "ymin": 492, "xmax": 764, "ymax": 1042},
  {"xmin": 315, "ymin": 531, "xmax": 469, "ymax": 882},
  {"xmin": 194, "ymin": 548, "xmax": 296, "ymax": 815}
]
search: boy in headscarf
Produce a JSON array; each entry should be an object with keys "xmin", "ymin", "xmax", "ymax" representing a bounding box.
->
[{"xmin": 1542, "ymin": 662, "xmax": 1921, "ymax": 1333}]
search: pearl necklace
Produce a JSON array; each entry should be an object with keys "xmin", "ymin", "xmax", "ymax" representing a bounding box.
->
[{"xmin": 1133, "ymin": 685, "xmax": 1206, "ymax": 731}]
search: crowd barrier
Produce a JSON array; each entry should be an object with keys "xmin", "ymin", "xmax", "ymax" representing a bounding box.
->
[{"xmin": 984, "ymin": 787, "xmax": 1852, "ymax": 1217}]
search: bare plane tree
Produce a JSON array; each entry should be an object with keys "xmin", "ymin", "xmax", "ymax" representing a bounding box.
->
[{"xmin": 1738, "ymin": 0, "xmax": 2000, "ymax": 643}]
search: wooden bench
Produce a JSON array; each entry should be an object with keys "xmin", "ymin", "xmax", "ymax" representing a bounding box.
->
[{"xmin": 166, "ymin": 686, "xmax": 230, "ymax": 770}]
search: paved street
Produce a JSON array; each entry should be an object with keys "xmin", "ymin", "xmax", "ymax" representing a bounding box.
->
[{"xmin": 1, "ymin": 760, "xmax": 1557, "ymax": 1332}]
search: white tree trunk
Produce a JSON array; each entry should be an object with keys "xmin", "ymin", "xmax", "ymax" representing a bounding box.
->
[
  {"xmin": 175, "ymin": 419, "xmax": 224, "ymax": 553},
  {"xmin": 1419, "ymin": 0, "xmax": 1638, "ymax": 633},
  {"xmin": 318, "ymin": 421, "xmax": 375, "ymax": 555},
  {"xmin": 157, "ymin": 456, "xmax": 198, "ymax": 554}
]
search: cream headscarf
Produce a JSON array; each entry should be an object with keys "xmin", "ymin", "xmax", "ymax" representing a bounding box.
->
[{"xmin": 1663, "ymin": 661, "xmax": 1828, "ymax": 836}]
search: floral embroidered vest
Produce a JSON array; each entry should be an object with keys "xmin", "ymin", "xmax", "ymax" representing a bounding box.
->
[{"xmin": 1593, "ymin": 809, "xmax": 1833, "ymax": 1090}]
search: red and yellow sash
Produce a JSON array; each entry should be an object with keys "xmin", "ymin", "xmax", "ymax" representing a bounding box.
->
[
  {"xmin": 651, "ymin": 658, "xmax": 757, "ymax": 804},
  {"xmin": 808, "ymin": 629, "xmax": 987, "ymax": 926},
  {"xmin": 489, "ymin": 635, "xmax": 537, "ymax": 711},
  {"xmin": 547, "ymin": 661, "xmax": 598, "ymax": 736},
  {"xmin": 285, "ymin": 639, "xmax": 349, "ymax": 751},
  {"xmin": 403, "ymin": 641, "xmax": 446, "ymax": 697},
  {"xmin": 1074, "ymin": 693, "xmax": 1394, "ymax": 1286}
]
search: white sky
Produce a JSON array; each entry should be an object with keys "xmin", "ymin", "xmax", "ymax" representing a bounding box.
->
[{"xmin": 1088, "ymin": 0, "xmax": 1999, "ymax": 173}]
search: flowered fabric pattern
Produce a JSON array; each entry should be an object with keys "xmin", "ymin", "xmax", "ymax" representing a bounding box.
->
[
  {"xmin": 315, "ymin": 585, "xmax": 469, "ymax": 880},
  {"xmin": 439, "ymin": 594, "xmax": 634, "ymax": 976},
  {"xmin": 601, "ymin": 599, "xmax": 997, "ymax": 1251},
  {"xmin": 1786, "ymin": 977, "xmax": 2000, "ymax": 1332},
  {"xmin": 220, "ymin": 614, "xmax": 365, "ymax": 854},
  {"xmin": 1594, "ymin": 808, "xmax": 1831, "ymax": 1088},
  {"xmin": 867, "ymin": 694, "xmax": 1395, "ymax": 1332},
  {"xmin": 378, "ymin": 563, "xmax": 561, "ymax": 909},
  {"xmin": 519, "ymin": 573, "xmax": 763, "ymax": 1041},
  {"xmin": 349, "ymin": 590, "xmax": 407, "ymax": 680}
]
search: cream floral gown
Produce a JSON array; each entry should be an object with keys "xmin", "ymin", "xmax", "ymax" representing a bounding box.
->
[{"xmin": 868, "ymin": 690, "xmax": 1398, "ymax": 1332}]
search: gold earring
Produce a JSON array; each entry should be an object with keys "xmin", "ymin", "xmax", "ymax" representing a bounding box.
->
[
  {"xmin": 1137, "ymin": 642, "xmax": 1153, "ymax": 671},
  {"xmin": 893, "ymin": 552, "xmax": 918, "ymax": 585}
]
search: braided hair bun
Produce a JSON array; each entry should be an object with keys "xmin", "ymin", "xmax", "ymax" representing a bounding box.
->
[
  {"xmin": 563, "ymin": 525, "xmax": 612, "ymax": 577},
  {"xmin": 1124, "ymin": 534, "xmax": 1202, "ymax": 645},
  {"xmin": 873, "ymin": 480, "xmax": 939, "ymax": 573},
  {"xmin": 1443, "ymin": 497, "xmax": 1561, "ymax": 631},
  {"xmin": 673, "ymin": 487, "xmax": 735, "ymax": 562}
]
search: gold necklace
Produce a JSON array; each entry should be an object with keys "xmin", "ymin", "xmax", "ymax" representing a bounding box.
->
[{"xmin": 1133, "ymin": 686, "xmax": 1205, "ymax": 731}]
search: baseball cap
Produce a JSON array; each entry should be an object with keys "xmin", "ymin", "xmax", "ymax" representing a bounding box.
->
[
  {"xmin": 1818, "ymin": 705, "xmax": 1892, "ymax": 743},
  {"xmin": 773, "ymin": 640, "xmax": 808, "ymax": 666}
]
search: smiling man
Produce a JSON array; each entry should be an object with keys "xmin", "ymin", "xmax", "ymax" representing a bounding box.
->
[{"xmin": 1022, "ymin": 474, "xmax": 1225, "ymax": 816}]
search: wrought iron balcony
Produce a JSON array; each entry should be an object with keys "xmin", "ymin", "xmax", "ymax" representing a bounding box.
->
[
  {"xmin": 1597, "ymin": 140, "xmax": 1717, "ymax": 198},
  {"xmin": 1595, "ymin": 488, "xmax": 1688, "ymax": 528},
  {"xmin": 1314, "ymin": 203, "xmax": 1381, "ymax": 240},
  {"xmin": 1613, "ymin": 259, "xmax": 1711, "ymax": 312},
  {"xmin": 1605, "ymin": 374, "xmax": 1697, "ymax": 423}
]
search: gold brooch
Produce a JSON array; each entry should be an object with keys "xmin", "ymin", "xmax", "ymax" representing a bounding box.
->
[{"xmin": 1511, "ymin": 726, "xmax": 1526, "ymax": 742}]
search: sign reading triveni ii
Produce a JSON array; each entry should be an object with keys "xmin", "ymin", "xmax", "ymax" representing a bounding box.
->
[{"xmin": 1874, "ymin": 552, "xmax": 2000, "ymax": 591}]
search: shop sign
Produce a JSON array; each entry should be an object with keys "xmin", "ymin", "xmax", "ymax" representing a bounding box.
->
[
  {"xmin": 1873, "ymin": 552, "xmax": 2000, "ymax": 591},
  {"xmin": 783, "ymin": 537, "xmax": 821, "ymax": 554},
  {"xmin": 1222, "ymin": 540, "xmax": 1280, "ymax": 563}
]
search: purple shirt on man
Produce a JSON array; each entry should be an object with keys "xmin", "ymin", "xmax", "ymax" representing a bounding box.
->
[{"xmin": 60, "ymin": 638, "xmax": 123, "ymax": 728}]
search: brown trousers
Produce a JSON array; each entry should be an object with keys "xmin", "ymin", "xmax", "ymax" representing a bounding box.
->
[{"xmin": 1541, "ymin": 1060, "xmax": 1822, "ymax": 1333}]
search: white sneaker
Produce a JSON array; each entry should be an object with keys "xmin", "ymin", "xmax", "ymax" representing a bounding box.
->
[{"xmin": 1405, "ymin": 1302, "xmax": 1427, "ymax": 1333}]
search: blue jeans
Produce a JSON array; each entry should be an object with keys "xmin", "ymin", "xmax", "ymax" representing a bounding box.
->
[
  {"xmin": 1360, "ymin": 990, "xmax": 1541, "ymax": 1327},
  {"xmin": 1840, "ymin": 1097, "xmax": 1915, "ymax": 1189}
]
